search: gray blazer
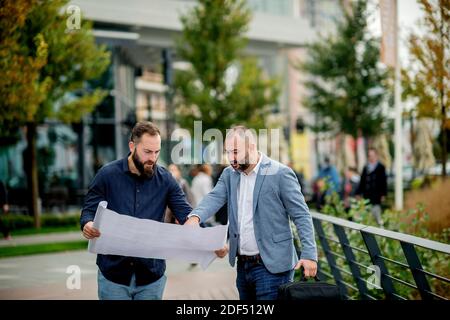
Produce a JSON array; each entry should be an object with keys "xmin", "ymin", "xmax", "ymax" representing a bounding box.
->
[{"xmin": 190, "ymin": 154, "xmax": 317, "ymax": 274}]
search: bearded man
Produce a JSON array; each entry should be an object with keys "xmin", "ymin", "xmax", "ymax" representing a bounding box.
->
[
  {"xmin": 81, "ymin": 121, "xmax": 192, "ymax": 300},
  {"xmin": 185, "ymin": 125, "xmax": 318, "ymax": 300}
]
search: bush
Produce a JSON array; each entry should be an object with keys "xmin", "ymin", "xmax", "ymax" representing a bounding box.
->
[
  {"xmin": 0, "ymin": 214, "xmax": 34, "ymax": 231},
  {"xmin": 314, "ymin": 192, "xmax": 450, "ymax": 300},
  {"xmin": 0, "ymin": 213, "xmax": 80, "ymax": 231},
  {"xmin": 41, "ymin": 215, "xmax": 79, "ymax": 227},
  {"xmin": 404, "ymin": 177, "xmax": 450, "ymax": 232}
]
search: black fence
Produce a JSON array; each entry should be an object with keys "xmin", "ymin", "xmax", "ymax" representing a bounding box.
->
[{"xmin": 311, "ymin": 211, "xmax": 450, "ymax": 300}]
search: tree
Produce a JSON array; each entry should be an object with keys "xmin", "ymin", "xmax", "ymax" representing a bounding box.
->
[
  {"xmin": 299, "ymin": 0, "xmax": 388, "ymax": 168},
  {"xmin": 402, "ymin": 0, "xmax": 449, "ymax": 177},
  {"xmin": 0, "ymin": 0, "xmax": 49, "ymax": 142},
  {"xmin": 0, "ymin": 0, "xmax": 110, "ymax": 227},
  {"xmin": 174, "ymin": 0, "xmax": 279, "ymax": 137},
  {"xmin": 413, "ymin": 119, "xmax": 436, "ymax": 173}
]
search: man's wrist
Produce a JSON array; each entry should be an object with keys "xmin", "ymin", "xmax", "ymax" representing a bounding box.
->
[
  {"xmin": 300, "ymin": 256, "xmax": 318, "ymax": 262},
  {"xmin": 187, "ymin": 214, "xmax": 201, "ymax": 223}
]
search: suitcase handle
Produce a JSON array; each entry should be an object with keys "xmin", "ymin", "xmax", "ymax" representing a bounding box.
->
[{"xmin": 300, "ymin": 266, "xmax": 321, "ymax": 282}]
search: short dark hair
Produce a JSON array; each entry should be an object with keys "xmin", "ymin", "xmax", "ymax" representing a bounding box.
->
[
  {"xmin": 197, "ymin": 164, "xmax": 212, "ymax": 176},
  {"xmin": 130, "ymin": 121, "xmax": 160, "ymax": 143}
]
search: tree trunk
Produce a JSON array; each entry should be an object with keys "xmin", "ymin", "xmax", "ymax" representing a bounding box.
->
[
  {"xmin": 410, "ymin": 112, "xmax": 416, "ymax": 178},
  {"xmin": 439, "ymin": 1, "xmax": 447, "ymax": 178},
  {"xmin": 337, "ymin": 133, "xmax": 346, "ymax": 174},
  {"xmin": 442, "ymin": 108, "xmax": 447, "ymax": 178},
  {"xmin": 25, "ymin": 122, "xmax": 41, "ymax": 229}
]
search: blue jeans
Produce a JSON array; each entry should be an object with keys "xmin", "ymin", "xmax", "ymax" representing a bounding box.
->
[
  {"xmin": 236, "ymin": 259, "xmax": 294, "ymax": 300},
  {"xmin": 97, "ymin": 270, "xmax": 166, "ymax": 300}
]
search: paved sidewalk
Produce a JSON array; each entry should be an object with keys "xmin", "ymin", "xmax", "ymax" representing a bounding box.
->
[
  {"xmin": 0, "ymin": 231, "xmax": 84, "ymax": 248},
  {"xmin": 0, "ymin": 250, "xmax": 238, "ymax": 300}
]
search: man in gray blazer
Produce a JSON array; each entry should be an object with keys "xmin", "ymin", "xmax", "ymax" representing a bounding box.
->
[{"xmin": 185, "ymin": 126, "xmax": 318, "ymax": 300}]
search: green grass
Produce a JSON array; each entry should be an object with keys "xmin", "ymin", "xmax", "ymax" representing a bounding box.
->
[
  {"xmin": 0, "ymin": 240, "xmax": 88, "ymax": 258},
  {"xmin": 10, "ymin": 225, "xmax": 80, "ymax": 236}
]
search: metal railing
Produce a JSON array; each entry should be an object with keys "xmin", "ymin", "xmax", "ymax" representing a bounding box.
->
[{"xmin": 310, "ymin": 211, "xmax": 450, "ymax": 300}]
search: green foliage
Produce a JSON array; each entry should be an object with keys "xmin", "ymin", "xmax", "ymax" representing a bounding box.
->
[
  {"xmin": 402, "ymin": 0, "xmax": 449, "ymax": 120},
  {"xmin": 0, "ymin": 240, "xmax": 87, "ymax": 258},
  {"xmin": 0, "ymin": 214, "xmax": 34, "ymax": 231},
  {"xmin": 0, "ymin": 213, "xmax": 80, "ymax": 231},
  {"xmin": 410, "ymin": 177, "xmax": 425, "ymax": 190},
  {"xmin": 402, "ymin": 0, "xmax": 449, "ymax": 177},
  {"xmin": 174, "ymin": 0, "xmax": 279, "ymax": 134},
  {"xmin": 11, "ymin": 225, "xmax": 79, "ymax": 236},
  {"xmin": 299, "ymin": 0, "xmax": 388, "ymax": 139},
  {"xmin": 41, "ymin": 214, "xmax": 80, "ymax": 227},
  {"xmin": 316, "ymin": 193, "xmax": 450, "ymax": 299},
  {"xmin": 0, "ymin": 0, "xmax": 50, "ymax": 140},
  {"xmin": 0, "ymin": 0, "xmax": 111, "ymax": 135},
  {"xmin": 0, "ymin": 0, "xmax": 111, "ymax": 225}
]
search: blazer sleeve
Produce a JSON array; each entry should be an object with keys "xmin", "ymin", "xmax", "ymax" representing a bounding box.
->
[
  {"xmin": 189, "ymin": 170, "xmax": 228, "ymax": 223},
  {"xmin": 279, "ymin": 166, "xmax": 318, "ymax": 262}
]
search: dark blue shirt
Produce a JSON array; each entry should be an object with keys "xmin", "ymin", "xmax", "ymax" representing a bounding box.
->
[{"xmin": 80, "ymin": 157, "xmax": 192, "ymax": 286}]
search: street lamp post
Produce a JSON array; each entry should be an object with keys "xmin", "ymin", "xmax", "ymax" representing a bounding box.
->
[{"xmin": 163, "ymin": 48, "xmax": 174, "ymax": 164}]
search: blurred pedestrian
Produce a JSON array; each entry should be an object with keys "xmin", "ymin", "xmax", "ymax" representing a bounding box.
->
[
  {"xmin": 165, "ymin": 164, "xmax": 195, "ymax": 224},
  {"xmin": 355, "ymin": 148, "xmax": 387, "ymax": 226},
  {"xmin": 312, "ymin": 157, "xmax": 340, "ymax": 210},
  {"xmin": 317, "ymin": 156, "xmax": 341, "ymax": 194},
  {"xmin": 212, "ymin": 165, "xmax": 228, "ymax": 226},
  {"xmin": 191, "ymin": 164, "xmax": 214, "ymax": 225},
  {"xmin": 342, "ymin": 167, "xmax": 360, "ymax": 211},
  {"xmin": 189, "ymin": 164, "xmax": 215, "ymax": 269}
]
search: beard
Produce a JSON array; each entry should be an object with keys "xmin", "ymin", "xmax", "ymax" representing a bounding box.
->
[
  {"xmin": 231, "ymin": 160, "xmax": 250, "ymax": 172},
  {"xmin": 230, "ymin": 152, "xmax": 251, "ymax": 172},
  {"xmin": 132, "ymin": 150, "xmax": 155, "ymax": 178}
]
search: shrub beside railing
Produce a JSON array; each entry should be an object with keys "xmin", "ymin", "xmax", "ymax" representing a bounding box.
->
[{"xmin": 312, "ymin": 192, "xmax": 450, "ymax": 300}]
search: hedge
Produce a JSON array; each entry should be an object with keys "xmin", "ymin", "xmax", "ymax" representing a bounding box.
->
[{"xmin": 0, "ymin": 214, "xmax": 80, "ymax": 231}]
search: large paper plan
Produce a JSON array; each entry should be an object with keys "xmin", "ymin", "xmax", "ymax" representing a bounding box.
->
[{"xmin": 88, "ymin": 201, "xmax": 228, "ymax": 269}]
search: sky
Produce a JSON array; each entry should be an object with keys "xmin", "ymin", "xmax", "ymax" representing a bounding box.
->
[{"xmin": 367, "ymin": 0, "xmax": 425, "ymax": 62}]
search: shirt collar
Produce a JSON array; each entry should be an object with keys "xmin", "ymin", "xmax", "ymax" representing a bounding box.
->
[
  {"xmin": 122, "ymin": 156, "xmax": 131, "ymax": 173},
  {"xmin": 367, "ymin": 161, "xmax": 379, "ymax": 173}
]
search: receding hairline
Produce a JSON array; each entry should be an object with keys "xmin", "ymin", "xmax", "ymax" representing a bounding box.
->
[{"xmin": 225, "ymin": 126, "xmax": 257, "ymax": 146}]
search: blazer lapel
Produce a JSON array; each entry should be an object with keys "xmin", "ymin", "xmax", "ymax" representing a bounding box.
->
[
  {"xmin": 230, "ymin": 170, "xmax": 240, "ymax": 223},
  {"xmin": 253, "ymin": 155, "xmax": 270, "ymax": 214}
]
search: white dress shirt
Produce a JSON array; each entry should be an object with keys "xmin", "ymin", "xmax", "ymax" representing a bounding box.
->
[{"xmin": 237, "ymin": 153, "xmax": 263, "ymax": 256}]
